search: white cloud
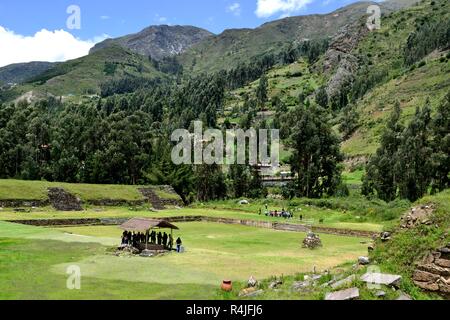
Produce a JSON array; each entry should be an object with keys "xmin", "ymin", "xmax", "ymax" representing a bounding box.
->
[
  {"xmin": 100, "ymin": 15, "xmax": 110, "ymax": 20},
  {"xmin": 227, "ymin": 3, "xmax": 242, "ymax": 16},
  {"xmin": 0, "ymin": 26, "xmax": 108, "ymax": 67},
  {"xmin": 255, "ymin": 0, "xmax": 312, "ymax": 18}
]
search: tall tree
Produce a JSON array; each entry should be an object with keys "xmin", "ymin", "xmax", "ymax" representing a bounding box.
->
[
  {"xmin": 362, "ymin": 102, "xmax": 404, "ymax": 201},
  {"xmin": 430, "ymin": 92, "xmax": 450, "ymax": 193},
  {"xmin": 285, "ymin": 104, "xmax": 343, "ymax": 198},
  {"xmin": 397, "ymin": 102, "xmax": 433, "ymax": 202},
  {"xmin": 256, "ymin": 74, "xmax": 268, "ymax": 110}
]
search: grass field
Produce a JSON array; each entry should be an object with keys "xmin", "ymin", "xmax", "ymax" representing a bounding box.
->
[
  {"xmin": 0, "ymin": 206, "xmax": 384, "ymax": 233},
  {"xmin": 0, "ymin": 221, "xmax": 368, "ymax": 300}
]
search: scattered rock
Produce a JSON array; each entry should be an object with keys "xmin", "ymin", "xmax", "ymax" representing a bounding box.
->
[
  {"xmin": 401, "ymin": 205, "xmax": 435, "ymax": 229},
  {"xmin": 247, "ymin": 276, "xmax": 258, "ymax": 288},
  {"xmin": 360, "ymin": 273, "xmax": 402, "ymax": 288},
  {"xmin": 269, "ymin": 280, "xmax": 283, "ymax": 290},
  {"xmin": 358, "ymin": 256, "xmax": 370, "ymax": 266},
  {"xmin": 331, "ymin": 274, "xmax": 356, "ymax": 289},
  {"xmin": 239, "ymin": 200, "xmax": 249, "ymax": 205},
  {"xmin": 292, "ymin": 280, "xmax": 312, "ymax": 291},
  {"xmin": 381, "ymin": 232, "xmax": 392, "ymax": 242},
  {"xmin": 239, "ymin": 288, "xmax": 263, "ymax": 298},
  {"xmin": 325, "ymin": 287, "xmax": 359, "ymax": 301}
]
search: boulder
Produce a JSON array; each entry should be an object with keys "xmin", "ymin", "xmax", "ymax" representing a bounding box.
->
[
  {"xmin": 360, "ymin": 273, "xmax": 402, "ymax": 288},
  {"xmin": 358, "ymin": 256, "xmax": 370, "ymax": 265},
  {"xmin": 325, "ymin": 288, "xmax": 359, "ymax": 301}
]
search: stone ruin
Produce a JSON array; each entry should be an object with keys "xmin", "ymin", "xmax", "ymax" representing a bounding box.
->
[
  {"xmin": 303, "ymin": 232, "xmax": 323, "ymax": 249},
  {"xmin": 47, "ymin": 188, "xmax": 83, "ymax": 211},
  {"xmin": 401, "ymin": 204, "xmax": 435, "ymax": 229},
  {"xmin": 413, "ymin": 244, "xmax": 450, "ymax": 298}
]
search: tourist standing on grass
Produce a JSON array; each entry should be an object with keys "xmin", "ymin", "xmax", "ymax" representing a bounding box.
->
[
  {"xmin": 157, "ymin": 232, "xmax": 162, "ymax": 245},
  {"xmin": 163, "ymin": 233, "xmax": 168, "ymax": 248},
  {"xmin": 176, "ymin": 237, "xmax": 182, "ymax": 253},
  {"xmin": 168, "ymin": 234, "xmax": 174, "ymax": 250}
]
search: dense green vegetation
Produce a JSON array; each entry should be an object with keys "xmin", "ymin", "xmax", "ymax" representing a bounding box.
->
[{"xmin": 363, "ymin": 94, "xmax": 449, "ymax": 202}]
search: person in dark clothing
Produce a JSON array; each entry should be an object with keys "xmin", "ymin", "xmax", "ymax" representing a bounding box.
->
[
  {"xmin": 168, "ymin": 234, "xmax": 174, "ymax": 251},
  {"xmin": 132, "ymin": 232, "xmax": 137, "ymax": 247},
  {"xmin": 163, "ymin": 233, "xmax": 168, "ymax": 248},
  {"xmin": 151, "ymin": 231, "xmax": 156, "ymax": 244},
  {"xmin": 176, "ymin": 237, "xmax": 182, "ymax": 253},
  {"xmin": 157, "ymin": 232, "xmax": 162, "ymax": 245}
]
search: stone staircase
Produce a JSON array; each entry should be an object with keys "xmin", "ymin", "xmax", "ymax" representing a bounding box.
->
[
  {"xmin": 47, "ymin": 188, "xmax": 83, "ymax": 211},
  {"xmin": 138, "ymin": 188, "xmax": 165, "ymax": 210}
]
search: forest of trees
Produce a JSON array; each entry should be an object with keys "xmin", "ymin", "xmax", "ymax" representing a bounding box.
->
[{"xmin": 363, "ymin": 93, "xmax": 450, "ymax": 202}]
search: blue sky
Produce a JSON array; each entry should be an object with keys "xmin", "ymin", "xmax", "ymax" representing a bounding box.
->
[
  {"xmin": 0, "ymin": 0, "xmax": 368, "ymax": 67},
  {"xmin": 0, "ymin": 0, "xmax": 363, "ymax": 37}
]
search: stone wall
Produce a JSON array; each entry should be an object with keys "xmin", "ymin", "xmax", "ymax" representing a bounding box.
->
[
  {"xmin": 413, "ymin": 244, "xmax": 450, "ymax": 298},
  {"xmin": 0, "ymin": 199, "xmax": 50, "ymax": 208}
]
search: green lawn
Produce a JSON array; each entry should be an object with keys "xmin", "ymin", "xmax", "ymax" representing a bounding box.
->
[
  {"xmin": 0, "ymin": 221, "xmax": 368, "ymax": 300},
  {"xmin": 0, "ymin": 206, "xmax": 384, "ymax": 233}
]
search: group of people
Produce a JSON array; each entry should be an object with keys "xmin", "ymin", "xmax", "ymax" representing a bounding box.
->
[
  {"xmin": 121, "ymin": 230, "xmax": 183, "ymax": 252},
  {"xmin": 260, "ymin": 205, "xmax": 293, "ymax": 219}
]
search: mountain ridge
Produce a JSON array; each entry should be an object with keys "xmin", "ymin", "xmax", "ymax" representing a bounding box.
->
[{"xmin": 89, "ymin": 25, "xmax": 213, "ymax": 61}]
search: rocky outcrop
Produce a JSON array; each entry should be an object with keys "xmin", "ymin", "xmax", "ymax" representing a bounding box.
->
[
  {"xmin": 319, "ymin": 19, "xmax": 370, "ymax": 104},
  {"xmin": 401, "ymin": 205, "xmax": 435, "ymax": 229},
  {"xmin": 413, "ymin": 244, "xmax": 450, "ymax": 298},
  {"xmin": 47, "ymin": 188, "xmax": 83, "ymax": 211},
  {"xmin": 90, "ymin": 25, "xmax": 213, "ymax": 61}
]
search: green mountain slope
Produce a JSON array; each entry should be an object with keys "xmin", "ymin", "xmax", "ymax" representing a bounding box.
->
[
  {"xmin": 9, "ymin": 45, "xmax": 165, "ymax": 99},
  {"xmin": 341, "ymin": 0, "xmax": 450, "ymax": 156},
  {"xmin": 0, "ymin": 62, "xmax": 55, "ymax": 85},
  {"xmin": 178, "ymin": 0, "xmax": 417, "ymax": 73}
]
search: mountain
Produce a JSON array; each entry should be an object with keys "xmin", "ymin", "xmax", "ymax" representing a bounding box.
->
[
  {"xmin": 5, "ymin": 45, "xmax": 165, "ymax": 100},
  {"xmin": 0, "ymin": 62, "xmax": 55, "ymax": 84},
  {"xmin": 90, "ymin": 25, "xmax": 213, "ymax": 61},
  {"xmin": 178, "ymin": 0, "xmax": 418, "ymax": 73}
]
